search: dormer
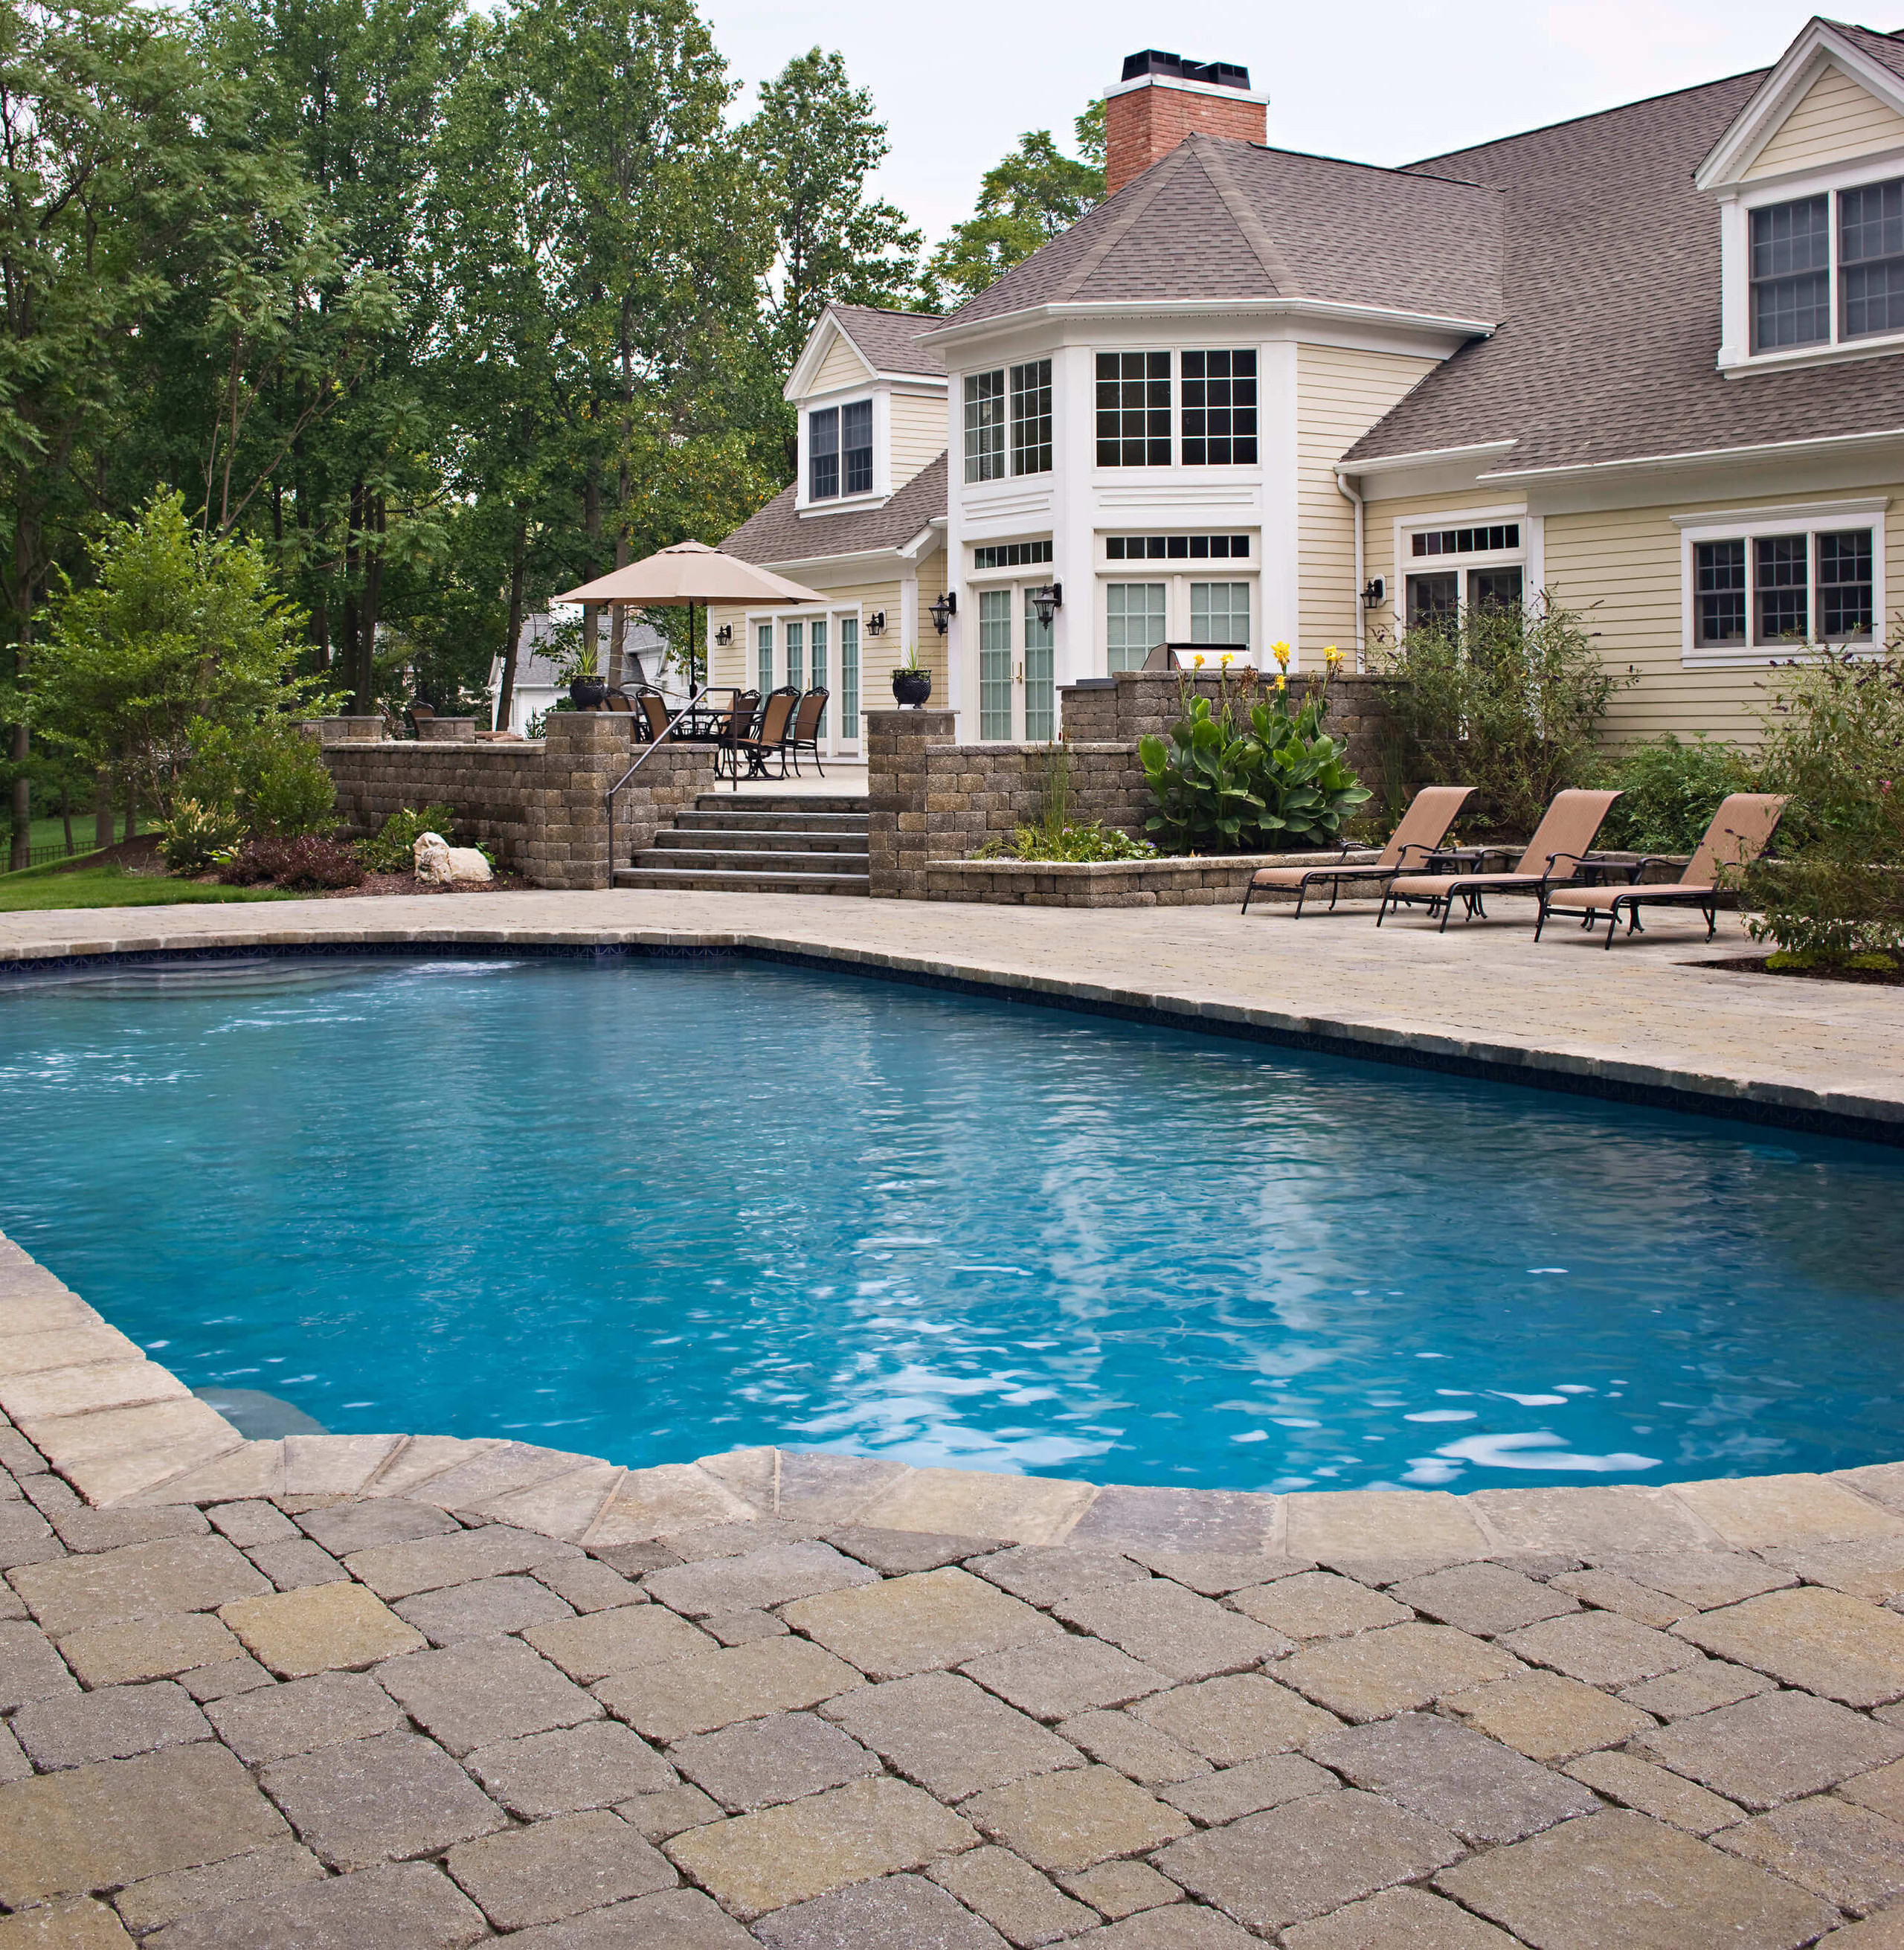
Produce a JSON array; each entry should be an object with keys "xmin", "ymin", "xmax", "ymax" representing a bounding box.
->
[
  {"xmin": 784, "ymin": 304, "xmax": 948, "ymax": 516},
  {"xmin": 1699, "ymin": 18, "xmax": 1904, "ymax": 377}
]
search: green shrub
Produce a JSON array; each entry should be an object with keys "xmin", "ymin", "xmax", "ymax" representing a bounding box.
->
[
  {"xmin": 173, "ymin": 718, "xmax": 337, "ymax": 840},
  {"xmin": 357, "ymin": 803, "xmax": 457, "ymax": 873},
  {"xmin": 975, "ymin": 821, "xmax": 1154, "ymax": 862},
  {"xmin": 1139, "ymin": 669, "xmax": 1370, "ymax": 855},
  {"xmin": 1598, "ymin": 735, "xmax": 1757, "ymax": 853},
  {"xmin": 158, "ymin": 798, "xmax": 247, "ymax": 874},
  {"xmin": 1371, "ymin": 594, "xmax": 1631, "ymax": 836}
]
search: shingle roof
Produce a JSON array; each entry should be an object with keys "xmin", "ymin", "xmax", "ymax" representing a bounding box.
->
[
  {"xmin": 941, "ymin": 134, "xmax": 1504, "ymax": 329},
  {"xmin": 722, "ymin": 452, "xmax": 947, "ymax": 567},
  {"xmin": 1347, "ymin": 45, "xmax": 1904, "ymax": 473},
  {"xmin": 1832, "ymin": 19, "xmax": 1904, "ymax": 85},
  {"xmin": 827, "ymin": 304, "xmax": 945, "ymax": 377}
]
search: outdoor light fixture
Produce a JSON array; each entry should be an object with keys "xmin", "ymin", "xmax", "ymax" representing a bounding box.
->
[
  {"xmin": 928, "ymin": 591, "xmax": 956, "ymax": 635},
  {"xmin": 713, "ymin": 623, "xmax": 733, "ymax": 646},
  {"xmin": 1361, "ymin": 578, "xmax": 1385, "ymax": 609},
  {"xmin": 1029, "ymin": 582, "xmax": 1063, "ymax": 628},
  {"xmin": 866, "ymin": 611, "xmax": 887, "ymax": 635}
]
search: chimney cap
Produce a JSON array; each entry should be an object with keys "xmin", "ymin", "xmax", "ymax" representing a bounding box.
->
[{"xmin": 1119, "ymin": 49, "xmax": 1250, "ymax": 90}]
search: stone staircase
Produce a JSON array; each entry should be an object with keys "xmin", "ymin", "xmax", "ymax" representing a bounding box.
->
[{"xmin": 614, "ymin": 793, "xmax": 870, "ymax": 895}]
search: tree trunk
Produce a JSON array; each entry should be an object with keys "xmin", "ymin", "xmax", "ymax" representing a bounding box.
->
[
  {"xmin": 7, "ymin": 725, "xmax": 27, "ymax": 872},
  {"xmin": 343, "ymin": 478, "xmax": 364, "ymax": 712},
  {"xmin": 120, "ymin": 765, "xmax": 137, "ymax": 845},
  {"xmin": 582, "ymin": 466, "xmax": 602, "ymax": 684},
  {"xmin": 497, "ymin": 517, "xmax": 527, "ymax": 733},
  {"xmin": 60, "ymin": 777, "xmax": 71, "ymax": 856},
  {"xmin": 610, "ymin": 301, "xmax": 633, "ymax": 685},
  {"xmin": 359, "ymin": 494, "xmax": 385, "ymax": 712},
  {"xmin": 8, "ymin": 521, "xmax": 34, "ymax": 872},
  {"xmin": 94, "ymin": 770, "xmax": 112, "ymax": 851}
]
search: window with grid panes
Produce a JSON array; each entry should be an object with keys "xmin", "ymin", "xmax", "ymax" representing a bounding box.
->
[
  {"xmin": 1752, "ymin": 196, "xmax": 1831, "ymax": 350},
  {"xmin": 841, "ymin": 402, "xmax": 872, "ymax": 495},
  {"xmin": 1842, "ymin": 179, "xmax": 1904, "ymax": 341},
  {"xmin": 1695, "ymin": 541, "xmax": 1747, "ymax": 648},
  {"xmin": 1181, "ymin": 351, "xmax": 1257, "ymax": 464},
  {"xmin": 1009, "ymin": 360, "xmax": 1052, "ymax": 475},
  {"xmin": 1023, "ymin": 592, "xmax": 1054, "ymax": 741},
  {"xmin": 808, "ymin": 408, "xmax": 840, "ymax": 498},
  {"xmin": 809, "ymin": 619, "xmax": 828, "ymax": 734},
  {"xmin": 1096, "ymin": 352, "xmax": 1171, "ymax": 466},
  {"xmin": 1755, "ymin": 536, "xmax": 1809, "ymax": 644},
  {"xmin": 965, "ymin": 371, "xmax": 1005, "ymax": 482},
  {"xmin": 840, "ymin": 618, "xmax": 859, "ymax": 737},
  {"xmin": 1190, "ymin": 583, "xmax": 1250, "ymax": 646},
  {"xmin": 756, "ymin": 622, "xmax": 774, "ymax": 695},
  {"xmin": 979, "ymin": 589, "xmax": 1013, "ymax": 739},
  {"xmin": 784, "ymin": 620, "xmax": 803, "ymax": 692},
  {"xmin": 1105, "ymin": 583, "xmax": 1166, "ymax": 673},
  {"xmin": 1819, "ymin": 530, "xmax": 1875, "ymax": 638}
]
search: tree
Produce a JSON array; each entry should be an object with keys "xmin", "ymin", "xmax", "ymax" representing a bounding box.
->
[
  {"xmin": 746, "ymin": 48, "xmax": 920, "ymax": 372},
  {"xmin": 922, "ymin": 103, "xmax": 1104, "ymax": 310},
  {"xmin": 28, "ymin": 488, "xmax": 326, "ymax": 817}
]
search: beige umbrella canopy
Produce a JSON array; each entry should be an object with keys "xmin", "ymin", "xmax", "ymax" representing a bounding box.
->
[{"xmin": 556, "ymin": 541, "xmax": 825, "ymax": 692}]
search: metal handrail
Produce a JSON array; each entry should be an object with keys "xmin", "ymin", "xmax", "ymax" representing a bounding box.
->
[{"xmin": 603, "ymin": 683, "xmax": 715, "ymax": 878}]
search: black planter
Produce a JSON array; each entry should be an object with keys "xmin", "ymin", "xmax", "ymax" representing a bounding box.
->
[
  {"xmin": 891, "ymin": 669, "xmax": 933, "ymax": 707},
  {"xmin": 569, "ymin": 678, "xmax": 608, "ymax": 710}
]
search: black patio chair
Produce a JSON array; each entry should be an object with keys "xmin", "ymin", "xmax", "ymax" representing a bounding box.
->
[{"xmin": 785, "ymin": 689, "xmax": 829, "ymax": 776}]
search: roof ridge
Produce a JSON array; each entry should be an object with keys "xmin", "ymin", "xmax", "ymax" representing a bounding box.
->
[
  {"xmin": 829, "ymin": 302, "xmax": 944, "ymax": 324},
  {"xmin": 1049, "ymin": 144, "xmax": 1200, "ymax": 303},
  {"xmin": 1191, "ymin": 135, "xmax": 1293, "ymax": 295}
]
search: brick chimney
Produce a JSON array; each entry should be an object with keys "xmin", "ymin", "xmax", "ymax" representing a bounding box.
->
[{"xmin": 1104, "ymin": 51, "xmax": 1267, "ymax": 198}]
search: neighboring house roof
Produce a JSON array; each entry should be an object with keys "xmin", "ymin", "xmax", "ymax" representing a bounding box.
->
[
  {"xmin": 827, "ymin": 304, "xmax": 946, "ymax": 376},
  {"xmin": 491, "ymin": 611, "xmax": 664, "ymax": 689},
  {"xmin": 939, "ymin": 133, "xmax": 1505, "ymax": 330},
  {"xmin": 724, "ymin": 452, "xmax": 948, "ymax": 569},
  {"xmin": 1348, "ymin": 49, "xmax": 1904, "ymax": 474}
]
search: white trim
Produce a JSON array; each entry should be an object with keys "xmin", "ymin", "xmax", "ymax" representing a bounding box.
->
[
  {"xmin": 1392, "ymin": 502, "xmax": 1531, "ymax": 632},
  {"xmin": 919, "ymin": 296, "xmax": 1497, "ymax": 350},
  {"xmin": 1676, "ymin": 497, "xmax": 1887, "ymax": 667},
  {"xmin": 1346, "ymin": 441, "xmax": 1517, "ymax": 477},
  {"xmin": 1479, "ymin": 425, "xmax": 1904, "ymax": 486},
  {"xmin": 1104, "ymin": 71, "xmax": 1269, "ymax": 107},
  {"xmin": 1696, "ymin": 25, "xmax": 1904, "ymax": 192}
]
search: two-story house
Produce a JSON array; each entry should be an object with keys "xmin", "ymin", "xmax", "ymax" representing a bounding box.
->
[{"xmin": 718, "ymin": 20, "xmax": 1904, "ymax": 753}]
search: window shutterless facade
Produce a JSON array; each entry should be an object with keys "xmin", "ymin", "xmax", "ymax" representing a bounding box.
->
[
  {"xmin": 1679, "ymin": 504, "xmax": 1882, "ymax": 659},
  {"xmin": 842, "ymin": 402, "xmax": 873, "ymax": 497},
  {"xmin": 1180, "ymin": 351, "xmax": 1257, "ymax": 465},
  {"xmin": 808, "ymin": 408, "xmax": 840, "ymax": 500},
  {"xmin": 1749, "ymin": 177, "xmax": 1904, "ymax": 353},
  {"xmin": 964, "ymin": 372, "xmax": 1006, "ymax": 483},
  {"xmin": 839, "ymin": 618, "xmax": 859, "ymax": 739},
  {"xmin": 1096, "ymin": 352, "xmax": 1171, "ymax": 466},
  {"xmin": 1105, "ymin": 582, "xmax": 1168, "ymax": 673},
  {"xmin": 1009, "ymin": 361, "xmax": 1052, "ymax": 475},
  {"xmin": 1190, "ymin": 582, "xmax": 1251, "ymax": 646}
]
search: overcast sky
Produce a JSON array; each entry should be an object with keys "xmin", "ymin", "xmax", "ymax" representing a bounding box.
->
[{"xmin": 702, "ymin": 1, "xmax": 1844, "ymax": 242}]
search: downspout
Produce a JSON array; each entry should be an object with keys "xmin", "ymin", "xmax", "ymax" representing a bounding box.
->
[{"xmin": 1335, "ymin": 466, "xmax": 1366, "ymax": 672}]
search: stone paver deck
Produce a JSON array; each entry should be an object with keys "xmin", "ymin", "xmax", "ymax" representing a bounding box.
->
[{"xmin": 3, "ymin": 891, "xmax": 1904, "ymax": 1938}]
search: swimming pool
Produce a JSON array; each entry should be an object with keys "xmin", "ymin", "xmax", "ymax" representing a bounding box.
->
[{"xmin": 1, "ymin": 952, "xmax": 1900, "ymax": 1493}]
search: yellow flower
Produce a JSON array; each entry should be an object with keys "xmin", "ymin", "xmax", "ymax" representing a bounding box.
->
[
  {"xmin": 1324, "ymin": 643, "xmax": 1343, "ymax": 667},
  {"xmin": 1220, "ymin": 652, "xmax": 1234, "ymax": 668},
  {"xmin": 1275, "ymin": 672, "xmax": 1287, "ymax": 691},
  {"xmin": 1192, "ymin": 653, "xmax": 1206, "ymax": 669}
]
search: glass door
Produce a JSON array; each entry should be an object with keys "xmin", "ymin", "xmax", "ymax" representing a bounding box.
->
[
  {"xmin": 756, "ymin": 622, "xmax": 774, "ymax": 695},
  {"xmin": 785, "ymin": 621, "xmax": 803, "ymax": 694},
  {"xmin": 810, "ymin": 619, "xmax": 828, "ymax": 734},
  {"xmin": 840, "ymin": 618, "xmax": 860, "ymax": 740},
  {"xmin": 979, "ymin": 589, "xmax": 1013, "ymax": 739},
  {"xmin": 1024, "ymin": 593, "xmax": 1054, "ymax": 741}
]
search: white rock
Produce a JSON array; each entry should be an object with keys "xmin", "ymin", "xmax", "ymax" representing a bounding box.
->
[{"xmin": 413, "ymin": 831, "xmax": 493, "ymax": 884}]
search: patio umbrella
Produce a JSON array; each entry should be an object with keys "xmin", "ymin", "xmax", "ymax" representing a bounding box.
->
[{"xmin": 555, "ymin": 541, "xmax": 826, "ymax": 691}]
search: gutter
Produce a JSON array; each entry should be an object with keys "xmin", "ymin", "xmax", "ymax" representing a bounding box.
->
[
  {"xmin": 1334, "ymin": 469, "xmax": 1366, "ymax": 669},
  {"xmin": 918, "ymin": 296, "xmax": 1499, "ymax": 349},
  {"xmin": 1479, "ymin": 424, "xmax": 1904, "ymax": 486}
]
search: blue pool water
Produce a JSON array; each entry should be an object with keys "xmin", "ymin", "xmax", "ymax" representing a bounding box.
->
[{"xmin": 1, "ymin": 953, "xmax": 1901, "ymax": 1493}]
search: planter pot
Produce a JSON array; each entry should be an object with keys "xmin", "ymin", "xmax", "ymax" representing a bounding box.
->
[
  {"xmin": 569, "ymin": 678, "xmax": 608, "ymax": 710},
  {"xmin": 891, "ymin": 669, "xmax": 933, "ymax": 707}
]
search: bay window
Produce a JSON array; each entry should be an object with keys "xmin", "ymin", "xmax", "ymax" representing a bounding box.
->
[
  {"xmin": 966, "ymin": 364, "xmax": 1052, "ymax": 481},
  {"xmin": 1096, "ymin": 352, "xmax": 1171, "ymax": 466}
]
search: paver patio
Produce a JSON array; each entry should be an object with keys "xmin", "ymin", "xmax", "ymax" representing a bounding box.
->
[{"xmin": 1, "ymin": 890, "xmax": 1903, "ymax": 1938}]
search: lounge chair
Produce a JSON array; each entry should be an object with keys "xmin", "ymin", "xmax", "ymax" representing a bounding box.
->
[
  {"xmin": 1535, "ymin": 793, "xmax": 1789, "ymax": 948},
  {"xmin": 1380, "ymin": 788, "xmax": 1623, "ymax": 931},
  {"xmin": 634, "ymin": 688, "xmax": 672, "ymax": 744},
  {"xmin": 785, "ymin": 689, "xmax": 829, "ymax": 777},
  {"xmin": 1241, "ymin": 785, "xmax": 1476, "ymax": 916}
]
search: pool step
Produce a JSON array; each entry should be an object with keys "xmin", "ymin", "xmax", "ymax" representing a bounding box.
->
[{"xmin": 618, "ymin": 794, "xmax": 871, "ymax": 895}]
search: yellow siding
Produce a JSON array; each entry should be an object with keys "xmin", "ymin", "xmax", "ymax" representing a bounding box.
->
[
  {"xmin": 890, "ymin": 394, "xmax": 948, "ymax": 491},
  {"xmin": 1745, "ymin": 65, "xmax": 1904, "ymax": 179},
  {"xmin": 1360, "ymin": 486, "xmax": 1522, "ymax": 660},
  {"xmin": 811, "ymin": 332, "xmax": 872, "ymax": 396},
  {"xmin": 1296, "ymin": 344, "xmax": 1441, "ymax": 657}
]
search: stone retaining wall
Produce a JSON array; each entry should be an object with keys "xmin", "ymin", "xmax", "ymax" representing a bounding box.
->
[
  {"xmin": 926, "ymin": 849, "xmax": 1384, "ymax": 908},
  {"xmin": 322, "ymin": 715, "xmax": 718, "ymax": 890}
]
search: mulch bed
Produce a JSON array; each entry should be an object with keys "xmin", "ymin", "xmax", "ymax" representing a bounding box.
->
[
  {"xmin": 1698, "ymin": 955, "xmax": 1904, "ymax": 988},
  {"xmin": 323, "ymin": 870, "xmax": 535, "ymax": 898}
]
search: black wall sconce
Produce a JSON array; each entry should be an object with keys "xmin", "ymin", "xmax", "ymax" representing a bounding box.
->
[
  {"xmin": 713, "ymin": 623, "xmax": 733, "ymax": 646},
  {"xmin": 1361, "ymin": 578, "xmax": 1385, "ymax": 610},
  {"xmin": 1029, "ymin": 582, "xmax": 1063, "ymax": 629},
  {"xmin": 866, "ymin": 611, "xmax": 887, "ymax": 635},
  {"xmin": 927, "ymin": 591, "xmax": 956, "ymax": 636}
]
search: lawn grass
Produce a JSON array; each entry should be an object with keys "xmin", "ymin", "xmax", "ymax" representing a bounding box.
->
[{"xmin": 0, "ymin": 860, "xmax": 293, "ymax": 913}]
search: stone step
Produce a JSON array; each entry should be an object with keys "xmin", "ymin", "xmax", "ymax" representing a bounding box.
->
[
  {"xmin": 631, "ymin": 846, "xmax": 870, "ymax": 875},
  {"xmin": 677, "ymin": 809, "xmax": 869, "ymax": 835},
  {"xmin": 614, "ymin": 865, "xmax": 869, "ymax": 895},
  {"xmin": 695, "ymin": 794, "xmax": 868, "ymax": 815},
  {"xmin": 652, "ymin": 827, "xmax": 869, "ymax": 856}
]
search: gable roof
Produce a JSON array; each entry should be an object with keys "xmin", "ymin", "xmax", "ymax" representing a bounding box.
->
[
  {"xmin": 1345, "ymin": 53, "xmax": 1904, "ymax": 477},
  {"xmin": 938, "ymin": 133, "xmax": 1504, "ymax": 331},
  {"xmin": 723, "ymin": 452, "xmax": 948, "ymax": 569},
  {"xmin": 827, "ymin": 304, "xmax": 945, "ymax": 377}
]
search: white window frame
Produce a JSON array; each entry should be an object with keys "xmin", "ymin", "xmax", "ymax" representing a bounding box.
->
[
  {"xmin": 1394, "ymin": 504, "xmax": 1535, "ymax": 636},
  {"xmin": 742, "ymin": 607, "xmax": 866, "ymax": 753},
  {"xmin": 1674, "ymin": 498, "xmax": 1888, "ymax": 666},
  {"xmin": 1721, "ymin": 152, "xmax": 1904, "ymax": 375},
  {"xmin": 799, "ymin": 396, "xmax": 884, "ymax": 509}
]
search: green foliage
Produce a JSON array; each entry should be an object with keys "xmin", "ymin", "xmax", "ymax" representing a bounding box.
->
[
  {"xmin": 220, "ymin": 834, "xmax": 365, "ymax": 889},
  {"xmin": 1598, "ymin": 735, "xmax": 1757, "ymax": 854},
  {"xmin": 976, "ymin": 821, "xmax": 1154, "ymax": 863},
  {"xmin": 30, "ymin": 492, "xmax": 327, "ymax": 817},
  {"xmin": 924, "ymin": 108, "xmax": 1104, "ymax": 308},
  {"xmin": 357, "ymin": 802, "xmax": 456, "ymax": 873},
  {"xmin": 1372, "ymin": 595, "xmax": 1630, "ymax": 837},
  {"xmin": 1139, "ymin": 674, "xmax": 1371, "ymax": 855},
  {"xmin": 158, "ymin": 798, "xmax": 248, "ymax": 872},
  {"xmin": 0, "ymin": 863, "xmax": 288, "ymax": 910},
  {"xmin": 176, "ymin": 718, "xmax": 336, "ymax": 839}
]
